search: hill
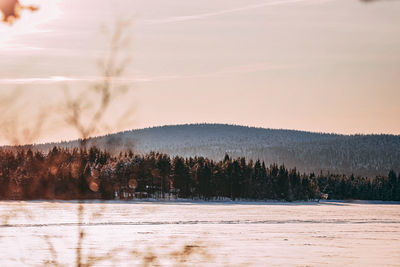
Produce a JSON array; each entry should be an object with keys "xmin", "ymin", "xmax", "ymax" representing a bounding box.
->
[{"xmin": 14, "ymin": 124, "xmax": 400, "ymax": 176}]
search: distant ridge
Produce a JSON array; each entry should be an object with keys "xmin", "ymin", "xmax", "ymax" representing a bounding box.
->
[{"xmin": 7, "ymin": 123, "xmax": 400, "ymax": 176}]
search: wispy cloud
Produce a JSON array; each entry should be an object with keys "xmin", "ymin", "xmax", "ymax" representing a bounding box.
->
[
  {"xmin": 0, "ymin": 76, "xmax": 79, "ymax": 84},
  {"xmin": 0, "ymin": 45, "xmax": 44, "ymax": 51},
  {"xmin": 0, "ymin": 64, "xmax": 303, "ymax": 85},
  {"xmin": 145, "ymin": 0, "xmax": 326, "ymax": 25},
  {"xmin": 0, "ymin": 76, "xmax": 147, "ymax": 85}
]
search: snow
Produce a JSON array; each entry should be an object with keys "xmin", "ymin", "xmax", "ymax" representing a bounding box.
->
[{"xmin": 0, "ymin": 201, "xmax": 399, "ymax": 266}]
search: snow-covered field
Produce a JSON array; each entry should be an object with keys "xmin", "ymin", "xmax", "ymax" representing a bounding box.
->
[{"xmin": 0, "ymin": 201, "xmax": 399, "ymax": 266}]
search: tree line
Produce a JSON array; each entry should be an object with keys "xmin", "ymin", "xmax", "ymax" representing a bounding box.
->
[
  {"xmin": 0, "ymin": 146, "xmax": 399, "ymax": 201},
  {"xmin": 26, "ymin": 124, "xmax": 400, "ymax": 177}
]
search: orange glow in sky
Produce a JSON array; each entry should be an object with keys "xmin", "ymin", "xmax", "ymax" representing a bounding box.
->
[{"xmin": 1, "ymin": 0, "xmax": 400, "ymax": 145}]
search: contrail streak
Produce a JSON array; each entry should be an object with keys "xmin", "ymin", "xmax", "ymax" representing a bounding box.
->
[{"xmin": 145, "ymin": 0, "xmax": 325, "ymax": 25}]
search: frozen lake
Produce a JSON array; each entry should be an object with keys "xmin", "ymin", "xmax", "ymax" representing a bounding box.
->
[{"xmin": 0, "ymin": 201, "xmax": 399, "ymax": 266}]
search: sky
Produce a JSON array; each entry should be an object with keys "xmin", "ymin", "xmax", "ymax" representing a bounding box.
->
[{"xmin": 1, "ymin": 0, "xmax": 400, "ymax": 144}]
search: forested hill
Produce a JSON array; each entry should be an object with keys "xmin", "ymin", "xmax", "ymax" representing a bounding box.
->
[{"xmin": 25, "ymin": 124, "xmax": 400, "ymax": 176}]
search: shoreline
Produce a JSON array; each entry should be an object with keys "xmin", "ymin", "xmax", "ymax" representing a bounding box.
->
[{"xmin": 1, "ymin": 199, "xmax": 399, "ymax": 205}]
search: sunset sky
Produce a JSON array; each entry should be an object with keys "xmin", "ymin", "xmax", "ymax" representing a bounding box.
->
[{"xmin": 1, "ymin": 0, "xmax": 400, "ymax": 144}]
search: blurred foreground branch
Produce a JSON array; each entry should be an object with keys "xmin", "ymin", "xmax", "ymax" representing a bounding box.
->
[{"xmin": 63, "ymin": 19, "xmax": 133, "ymax": 141}]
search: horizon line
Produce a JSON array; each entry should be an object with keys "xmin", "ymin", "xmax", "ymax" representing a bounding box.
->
[{"xmin": 2, "ymin": 122, "xmax": 399, "ymax": 148}]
